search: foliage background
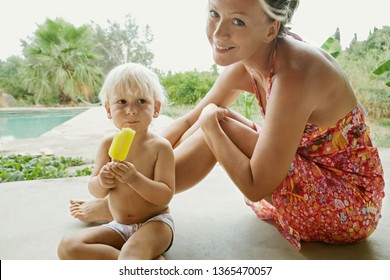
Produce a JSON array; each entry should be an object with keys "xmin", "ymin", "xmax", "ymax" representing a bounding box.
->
[
  {"xmin": 0, "ymin": 20, "xmax": 389, "ymax": 182},
  {"xmin": 0, "ymin": 18, "xmax": 388, "ymax": 145}
]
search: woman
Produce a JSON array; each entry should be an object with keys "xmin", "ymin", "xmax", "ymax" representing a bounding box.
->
[{"xmin": 71, "ymin": 0, "xmax": 384, "ymax": 250}]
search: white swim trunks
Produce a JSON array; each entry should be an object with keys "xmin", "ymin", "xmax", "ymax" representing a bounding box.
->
[{"xmin": 102, "ymin": 213, "xmax": 174, "ymax": 251}]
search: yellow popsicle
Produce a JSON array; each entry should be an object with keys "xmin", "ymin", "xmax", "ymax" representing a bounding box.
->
[{"xmin": 108, "ymin": 128, "xmax": 136, "ymax": 161}]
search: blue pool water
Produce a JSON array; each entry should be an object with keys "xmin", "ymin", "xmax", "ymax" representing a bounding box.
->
[{"xmin": 0, "ymin": 108, "xmax": 87, "ymax": 140}]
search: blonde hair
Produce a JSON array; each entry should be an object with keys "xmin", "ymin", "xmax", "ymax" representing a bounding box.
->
[
  {"xmin": 99, "ymin": 63, "xmax": 167, "ymax": 106},
  {"xmin": 258, "ymin": 0, "xmax": 299, "ymax": 37}
]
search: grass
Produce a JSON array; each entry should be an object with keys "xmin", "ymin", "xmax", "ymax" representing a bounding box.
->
[
  {"xmin": 369, "ymin": 118, "xmax": 390, "ymax": 148},
  {"xmin": 379, "ymin": 118, "xmax": 390, "ymax": 127}
]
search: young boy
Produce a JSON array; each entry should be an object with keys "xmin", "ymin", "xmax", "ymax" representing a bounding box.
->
[{"xmin": 57, "ymin": 63, "xmax": 175, "ymax": 260}]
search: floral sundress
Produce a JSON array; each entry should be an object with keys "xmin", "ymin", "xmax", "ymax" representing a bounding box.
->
[{"xmin": 246, "ymin": 52, "xmax": 385, "ymax": 251}]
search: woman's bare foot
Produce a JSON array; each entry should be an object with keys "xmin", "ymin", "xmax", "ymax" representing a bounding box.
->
[{"xmin": 70, "ymin": 199, "xmax": 113, "ymax": 223}]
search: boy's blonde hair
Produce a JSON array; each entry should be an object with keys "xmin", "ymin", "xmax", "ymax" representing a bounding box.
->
[{"xmin": 99, "ymin": 63, "xmax": 167, "ymax": 106}]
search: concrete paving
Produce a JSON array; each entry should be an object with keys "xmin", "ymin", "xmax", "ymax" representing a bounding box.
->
[{"xmin": 0, "ymin": 107, "xmax": 389, "ymax": 259}]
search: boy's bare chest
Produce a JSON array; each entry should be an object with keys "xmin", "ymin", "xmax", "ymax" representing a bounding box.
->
[{"xmin": 128, "ymin": 149, "xmax": 157, "ymax": 179}]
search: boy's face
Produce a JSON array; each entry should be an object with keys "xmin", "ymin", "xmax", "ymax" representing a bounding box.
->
[{"xmin": 105, "ymin": 91, "xmax": 161, "ymax": 132}]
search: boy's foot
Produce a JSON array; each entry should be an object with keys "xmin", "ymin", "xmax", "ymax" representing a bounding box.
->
[{"xmin": 70, "ymin": 199, "xmax": 113, "ymax": 223}]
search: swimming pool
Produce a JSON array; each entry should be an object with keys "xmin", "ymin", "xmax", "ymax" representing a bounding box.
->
[{"xmin": 0, "ymin": 108, "xmax": 88, "ymax": 140}]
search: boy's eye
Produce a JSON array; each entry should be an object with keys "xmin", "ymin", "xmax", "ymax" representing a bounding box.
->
[
  {"xmin": 233, "ymin": 18, "xmax": 245, "ymax": 27},
  {"xmin": 118, "ymin": 99, "xmax": 127, "ymax": 105},
  {"xmin": 137, "ymin": 99, "xmax": 147, "ymax": 104}
]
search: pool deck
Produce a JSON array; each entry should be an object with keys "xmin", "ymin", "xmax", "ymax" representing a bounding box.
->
[{"xmin": 0, "ymin": 107, "xmax": 389, "ymax": 260}]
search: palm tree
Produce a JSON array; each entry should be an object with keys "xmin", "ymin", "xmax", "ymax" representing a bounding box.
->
[{"xmin": 20, "ymin": 18, "xmax": 103, "ymax": 104}]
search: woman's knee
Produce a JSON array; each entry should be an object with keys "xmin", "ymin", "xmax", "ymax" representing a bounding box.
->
[{"xmin": 220, "ymin": 117, "xmax": 258, "ymax": 158}]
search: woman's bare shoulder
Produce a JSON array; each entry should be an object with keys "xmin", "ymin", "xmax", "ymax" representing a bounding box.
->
[
  {"xmin": 274, "ymin": 39, "xmax": 336, "ymax": 103},
  {"xmin": 275, "ymin": 37, "xmax": 356, "ymax": 126},
  {"xmin": 217, "ymin": 62, "xmax": 253, "ymax": 93}
]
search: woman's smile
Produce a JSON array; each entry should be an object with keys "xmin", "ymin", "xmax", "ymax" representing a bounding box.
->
[{"xmin": 214, "ymin": 43, "xmax": 235, "ymax": 53}]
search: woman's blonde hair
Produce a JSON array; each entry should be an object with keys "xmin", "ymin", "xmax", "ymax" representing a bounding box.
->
[
  {"xmin": 258, "ymin": 0, "xmax": 300, "ymax": 37},
  {"xmin": 99, "ymin": 63, "xmax": 167, "ymax": 106}
]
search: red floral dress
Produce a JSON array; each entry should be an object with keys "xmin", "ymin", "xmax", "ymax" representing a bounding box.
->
[{"xmin": 246, "ymin": 53, "xmax": 385, "ymax": 250}]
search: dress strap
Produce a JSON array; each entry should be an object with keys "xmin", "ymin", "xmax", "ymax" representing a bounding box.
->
[
  {"xmin": 266, "ymin": 48, "xmax": 277, "ymax": 99},
  {"xmin": 249, "ymin": 47, "xmax": 277, "ymax": 117},
  {"xmin": 250, "ymin": 70, "xmax": 265, "ymax": 116}
]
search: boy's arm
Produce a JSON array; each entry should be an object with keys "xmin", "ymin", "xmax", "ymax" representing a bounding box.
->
[{"xmin": 88, "ymin": 137, "xmax": 115, "ymax": 198}]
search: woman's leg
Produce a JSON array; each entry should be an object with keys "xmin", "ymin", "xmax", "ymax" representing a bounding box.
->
[
  {"xmin": 174, "ymin": 116, "xmax": 259, "ymax": 193},
  {"xmin": 57, "ymin": 226, "xmax": 124, "ymax": 260},
  {"xmin": 174, "ymin": 128, "xmax": 218, "ymax": 193}
]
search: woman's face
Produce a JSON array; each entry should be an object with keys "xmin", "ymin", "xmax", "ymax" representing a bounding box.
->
[{"xmin": 206, "ymin": 0, "xmax": 274, "ymax": 66}]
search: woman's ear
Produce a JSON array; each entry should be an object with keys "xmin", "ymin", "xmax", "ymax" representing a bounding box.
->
[
  {"xmin": 153, "ymin": 101, "xmax": 161, "ymax": 118},
  {"xmin": 104, "ymin": 102, "xmax": 112, "ymax": 119},
  {"xmin": 265, "ymin": 20, "xmax": 280, "ymax": 42}
]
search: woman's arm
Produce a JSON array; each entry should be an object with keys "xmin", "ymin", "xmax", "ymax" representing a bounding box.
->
[
  {"xmin": 199, "ymin": 68, "xmax": 316, "ymax": 202},
  {"xmin": 161, "ymin": 63, "xmax": 252, "ymax": 147}
]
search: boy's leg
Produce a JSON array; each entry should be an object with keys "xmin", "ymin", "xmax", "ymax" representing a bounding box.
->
[
  {"xmin": 118, "ymin": 221, "xmax": 173, "ymax": 260},
  {"xmin": 57, "ymin": 226, "xmax": 125, "ymax": 260}
]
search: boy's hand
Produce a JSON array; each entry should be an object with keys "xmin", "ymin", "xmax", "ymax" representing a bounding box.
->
[
  {"xmin": 98, "ymin": 165, "xmax": 116, "ymax": 189},
  {"xmin": 107, "ymin": 161, "xmax": 138, "ymax": 184}
]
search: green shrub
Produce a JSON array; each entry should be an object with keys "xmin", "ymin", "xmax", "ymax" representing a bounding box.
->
[
  {"xmin": 161, "ymin": 69, "xmax": 218, "ymax": 105},
  {"xmin": 0, "ymin": 154, "xmax": 93, "ymax": 183}
]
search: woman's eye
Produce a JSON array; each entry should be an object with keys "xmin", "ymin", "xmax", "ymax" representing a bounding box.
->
[
  {"xmin": 233, "ymin": 18, "xmax": 245, "ymax": 27},
  {"xmin": 209, "ymin": 10, "xmax": 219, "ymax": 18}
]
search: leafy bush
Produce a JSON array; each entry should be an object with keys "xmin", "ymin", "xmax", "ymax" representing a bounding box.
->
[
  {"xmin": 337, "ymin": 26, "xmax": 390, "ymax": 118},
  {"xmin": 373, "ymin": 60, "xmax": 390, "ymax": 87},
  {"xmin": 0, "ymin": 154, "xmax": 93, "ymax": 183},
  {"xmin": 161, "ymin": 68, "xmax": 218, "ymax": 105}
]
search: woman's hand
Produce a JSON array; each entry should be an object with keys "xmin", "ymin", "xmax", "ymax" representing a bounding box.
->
[
  {"xmin": 199, "ymin": 103, "xmax": 229, "ymax": 129},
  {"xmin": 107, "ymin": 161, "xmax": 138, "ymax": 185},
  {"xmin": 98, "ymin": 165, "xmax": 116, "ymax": 189}
]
